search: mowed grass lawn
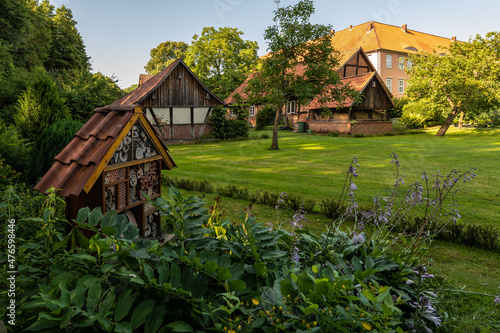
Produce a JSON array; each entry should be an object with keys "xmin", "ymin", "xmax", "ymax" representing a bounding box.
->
[{"xmin": 166, "ymin": 127, "xmax": 500, "ymax": 228}]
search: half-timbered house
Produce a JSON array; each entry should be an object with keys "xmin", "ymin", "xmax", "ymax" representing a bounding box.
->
[
  {"xmin": 225, "ymin": 47, "xmax": 394, "ymax": 135},
  {"xmin": 113, "ymin": 59, "xmax": 224, "ymax": 141}
]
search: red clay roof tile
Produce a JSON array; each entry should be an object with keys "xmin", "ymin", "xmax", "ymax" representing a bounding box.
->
[{"xmin": 34, "ymin": 104, "xmax": 175, "ymax": 197}]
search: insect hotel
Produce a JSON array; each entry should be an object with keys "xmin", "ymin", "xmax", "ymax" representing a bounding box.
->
[{"xmin": 34, "ymin": 104, "xmax": 176, "ymax": 239}]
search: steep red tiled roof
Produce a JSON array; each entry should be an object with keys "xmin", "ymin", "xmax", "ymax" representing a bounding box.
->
[
  {"xmin": 224, "ymin": 48, "xmax": 368, "ymax": 105},
  {"xmin": 34, "ymin": 105, "xmax": 176, "ymax": 197},
  {"xmin": 307, "ymin": 72, "xmax": 376, "ymax": 109}
]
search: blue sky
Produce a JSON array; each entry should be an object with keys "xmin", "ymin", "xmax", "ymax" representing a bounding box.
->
[{"xmin": 48, "ymin": 0, "xmax": 500, "ymax": 89}]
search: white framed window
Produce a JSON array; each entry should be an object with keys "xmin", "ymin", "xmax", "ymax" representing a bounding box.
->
[
  {"xmin": 398, "ymin": 79, "xmax": 405, "ymax": 94},
  {"xmin": 386, "ymin": 54, "xmax": 392, "ymax": 69},
  {"xmin": 249, "ymin": 105, "xmax": 255, "ymax": 117},
  {"xmin": 386, "ymin": 78, "xmax": 392, "ymax": 92},
  {"xmin": 407, "ymin": 59, "xmax": 413, "ymax": 70},
  {"xmin": 286, "ymin": 101, "xmax": 297, "ymax": 114},
  {"xmin": 398, "ymin": 56, "xmax": 405, "ymax": 70}
]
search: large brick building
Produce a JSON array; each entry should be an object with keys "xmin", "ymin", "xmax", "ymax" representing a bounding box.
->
[{"xmin": 331, "ymin": 22, "xmax": 456, "ymax": 97}]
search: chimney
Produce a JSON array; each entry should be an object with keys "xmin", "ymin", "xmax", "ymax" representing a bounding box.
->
[
  {"xmin": 451, "ymin": 36, "xmax": 457, "ymax": 42},
  {"xmin": 402, "ymin": 24, "xmax": 408, "ymax": 33},
  {"xmin": 366, "ymin": 22, "xmax": 374, "ymax": 32},
  {"xmin": 331, "ymin": 29, "xmax": 335, "ymax": 35},
  {"xmin": 349, "ymin": 25, "xmax": 353, "ymax": 30}
]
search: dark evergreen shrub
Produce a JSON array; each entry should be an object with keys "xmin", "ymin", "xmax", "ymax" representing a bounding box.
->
[
  {"xmin": 14, "ymin": 67, "xmax": 70, "ymax": 141},
  {"xmin": 209, "ymin": 106, "xmax": 249, "ymax": 140},
  {"xmin": 255, "ymin": 105, "xmax": 276, "ymax": 130},
  {"xmin": 28, "ymin": 118, "xmax": 82, "ymax": 183}
]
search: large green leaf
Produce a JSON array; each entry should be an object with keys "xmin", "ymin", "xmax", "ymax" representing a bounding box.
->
[
  {"xmin": 170, "ymin": 262, "xmax": 181, "ymax": 288},
  {"xmin": 74, "ymin": 281, "xmax": 86, "ymax": 309},
  {"xmin": 157, "ymin": 258, "xmax": 170, "ymax": 285},
  {"xmin": 204, "ymin": 261, "xmax": 218, "ymax": 274},
  {"xmin": 145, "ymin": 304, "xmax": 166, "ymax": 333},
  {"xmin": 217, "ymin": 267, "xmax": 232, "ymax": 281},
  {"xmin": 166, "ymin": 321, "xmax": 194, "ymax": 333},
  {"xmin": 131, "ymin": 300, "xmax": 156, "ymax": 330},
  {"xmin": 88, "ymin": 207, "xmax": 103, "ymax": 227},
  {"xmin": 228, "ymin": 279, "xmax": 246, "ymax": 291},
  {"xmin": 143, "ymin": 262, "xmax": 155, "ymax": 283},
  {"xmin": 115, "ymin": 291, "xmax": 137, "ymax": 322},
  {"xmin": 86, "ymin": 280, "xmax": 102, "ymax": 313},
  {"xmin": 76, "ymin": 207, "xmax": 90, "ymax": 224},
  {"xmin": 297, "ymin": 271, "xmax": 314, "ymax": 294},
  {"xmin": 100, "ymin": 287, "xmax": 116, "ymax": 316}
]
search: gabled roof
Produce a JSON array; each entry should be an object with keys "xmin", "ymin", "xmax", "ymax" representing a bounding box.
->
[
  {"xmin": 332, "ymin": 21, "xmax": 455, "ymax": 54},
  {"xmin": 224, "ymin": 48, "xmax": 373, "ymax": 105},
  {"xmin": 34, "ymin": 105, "xmax": 176, "ymax": 197},
  {"xmin": 307, "ymin": 71, "xmax": 393, "ymax": 110},
  {"xmin": 112, "ymin": 59, "xmax": 224, "ymax": 106}
]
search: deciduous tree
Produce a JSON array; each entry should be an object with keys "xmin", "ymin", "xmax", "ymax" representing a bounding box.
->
[
  {"xmin": 407, "ymin": 33, "xmax": 500, "ymax": 136},
  {"xmin": 185, "ymin": 27, "xmax": 258, "ymax": 98},
  {"xmin": 44, "ymin": 5, "xmax": 89, "ymax": 72},
  {"xmin": 246, "ymin": 0, "xmax": 357, "ymax": 150},
  {"xmin": 144, "ymin": 41, "xmax": 188, "ymax": 75}
]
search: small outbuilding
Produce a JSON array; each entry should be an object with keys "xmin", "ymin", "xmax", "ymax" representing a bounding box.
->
[
  {"xmin": 226, "ymin": 47, "xmax": 395, "ymax": 135},
  {"xmin": 34, "ymin": 104, "xmax": 176, "ymax": 239},
  {"xmin": 112, "ymin": 59, "xmax": 224, "ymax": 141}
]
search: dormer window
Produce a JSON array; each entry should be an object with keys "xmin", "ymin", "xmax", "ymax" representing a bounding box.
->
[{"xmin": 404, "ymin": 46, "xmax": 418, "ymax": 52}]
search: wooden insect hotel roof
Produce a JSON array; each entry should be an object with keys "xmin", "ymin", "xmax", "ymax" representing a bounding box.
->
[{"xmin": 34, "ymin": 104, "xmax": 176, "ymax": 239}]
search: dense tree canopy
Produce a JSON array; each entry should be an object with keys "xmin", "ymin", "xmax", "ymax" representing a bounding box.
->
[
  {"xmin": 246, "ymin": 0, "xmax": 358, "ymax": 149},
  {"xmin": 44, "ymin": 5, "xmax": 90, "ymax": 72},
  {"xmin": 407, "ymin": 33, "xmax": 500, "ymax": 136},
  {"xmin": 144, "ymin": 41, "xmax": 188, "ymax": 75},
  {"xmin": 0, "ymin": 0, "xmax": 121, "ymax": 129},
  {"xmin": 185, "ymin": 26, "xmax": 259, "ymax": 98}
]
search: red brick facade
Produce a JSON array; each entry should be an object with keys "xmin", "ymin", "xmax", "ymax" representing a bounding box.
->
[
  {"xmin": 157, "ymin": 124, "xmax": 213, "ymax": 140},
  {"xmin": 309, "ymin": 121, "xmax": 393, "ymax": 135}
]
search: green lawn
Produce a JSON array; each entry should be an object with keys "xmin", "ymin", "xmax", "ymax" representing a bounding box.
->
[
  {"xmin": 163, "ymin": 130, "xmax": 500, "ymax": 330},
  {"xmin": 166, "ymin": 127, "xmax": 500, "ymax": 228}
]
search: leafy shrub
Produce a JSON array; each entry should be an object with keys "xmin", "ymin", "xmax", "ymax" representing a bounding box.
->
[
  {"xmin": 12, "ymin": 187, "xmax": 445, "ymax": 332},
  {"xmin": 330, "ymin": 131, "xmax": 340, "ymax": 137},
  {"xmin": 209, "ymin": 106, "xmax": 249, "ymax": 140},
  {"xmin": 53, "ymin": 71, "xmax": 125, "ymax": 122},
  {"xmin": 256, "ymin": 105, "xmax": 277, "ymax": 130},
  {"xmin": 14, "ymin": 67, "xmax": 71, "ymax": 141},
  {"xmin": 402, "ymin": 99, "xmax": 442, "ymax": 124},
  {"xmin": 399, "ymin": 112, "xmax": 426, "ymax": 129},
  {"xmin": 390, "ymin": 96, "xmax": 409, "ymax": 118},
  {"xmin": 0, "ymin": 121, "xmax": 31, "ymax": 175},
  {"xmin": 28, "ymin": 118, "xmax": 83, "ymax": 183},
  {"xmin": 475, "ymin": 108, "xmax": 500, "ymax": 128},
  {"xmin": 352, "ymin": 133, "xmax": 365, "ymax": 138}
]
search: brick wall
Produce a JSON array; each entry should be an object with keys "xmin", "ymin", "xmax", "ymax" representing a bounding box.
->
[
  {"xmin": 156, "ymin": 124, "xmax": 213, "ymax": 141},
  {"xmin": 351, "ymin": 121, "xmax": 393, "ymax": 135},
  {"xmin": 309, "ymin": 121, "xmax": 350, "ymax": 134},
  {"xmin": 309, "ymin": 121, "xmax": 393, "ymax": 135}
]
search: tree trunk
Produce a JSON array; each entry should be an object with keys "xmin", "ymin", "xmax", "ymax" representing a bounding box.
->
[
  {"xmin": 271, "ymin": 104, "xmax": 281, "ymax": 150},
  {"xmin": 458, "ymin": 111, "xmax": 464, "ymax": 130},
  {"xmin": 436, "ymin": 108, "xmax": 460, "ymax": 136}
]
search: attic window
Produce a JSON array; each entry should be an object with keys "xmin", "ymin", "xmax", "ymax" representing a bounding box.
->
[{"xmin": 404, "ymin": 46, "xmax": 418, "ymax": 52}]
